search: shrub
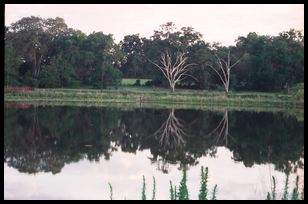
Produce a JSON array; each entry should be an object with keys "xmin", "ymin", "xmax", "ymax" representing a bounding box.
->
[{"xmin": 134, "ymin": 79, "xmax": 141, "ymax": 86}]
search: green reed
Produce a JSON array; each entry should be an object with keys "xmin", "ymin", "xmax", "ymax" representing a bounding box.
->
[
  {"xmin": 267, "ymin": 174, "xmax": 303, "ymax": 200},
  {"xmin": 141, "ymin": 175, "xmax": 146, "ymax": 200}
]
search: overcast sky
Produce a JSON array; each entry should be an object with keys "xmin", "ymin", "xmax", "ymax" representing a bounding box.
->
[{"xmin": 5, "ymin": 4, "xmax": 304, "ymax": 46}]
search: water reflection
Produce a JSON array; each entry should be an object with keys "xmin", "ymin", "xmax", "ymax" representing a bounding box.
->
[
  {"xmin": 4, "ymin": 105, "xmax": 303, "ymax": 177},
  {"xmin": 153, "ymin": 108, "xmax": 187, "ymax": 151}
]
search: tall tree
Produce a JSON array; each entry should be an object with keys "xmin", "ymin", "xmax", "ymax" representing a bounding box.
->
[
  {"xmin": 120, "ymin": 34, "xmax": 145, "ymax": 77},
  {"xmin": 8, "ymin": 16, "xmax": 70, "ymax": 86},
  {"xmin": 5, "ymin": 27, "xmax": 22, "ymax": 86},
  {"xmin": 235, "ymin": 30, "xmax": 304, "ymax": 91},
  {"xmin": 187, "ymin": 41, "xmax": 213, "ymax": 89}
]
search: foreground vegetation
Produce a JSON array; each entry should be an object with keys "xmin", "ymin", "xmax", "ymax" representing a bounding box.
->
[
  {"xmin": 266, "ymin": 174, "xmax": 304, "ymax": 200},
  {"xmin": 107, "ymin": 166, "xmax": 218, "ymax": 200},
  {"xmin": 106, "ymin": 167, "xmax": 303, "ymax": 200},
  {"xmin": 4, "ymin": 87, "xmax": 303, "ymax": 110}
]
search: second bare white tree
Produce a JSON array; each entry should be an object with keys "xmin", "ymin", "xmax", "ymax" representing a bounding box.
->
[{"xmin": 207, "ymin": 49, "xmax": 241, "ymax": 94}]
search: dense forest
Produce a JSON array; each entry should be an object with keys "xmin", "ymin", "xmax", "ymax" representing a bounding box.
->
[{"xmin": 5, "ymin": 16, "xmax": 304, "ymax": 92}]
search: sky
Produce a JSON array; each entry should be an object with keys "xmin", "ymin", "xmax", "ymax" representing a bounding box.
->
[{"xmin": 5, "ymin": 4, "xmax": 304, "ymax": 46}]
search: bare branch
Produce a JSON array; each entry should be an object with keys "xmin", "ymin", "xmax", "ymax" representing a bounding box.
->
[
  {"xmin": 229, "ymin": 57, "xmax": 242, "ymax": 69},
  {"xmin": 206, "ymin": 63, "xmax": 227, "ymax": 88},
  {"xmin": 214, "ymin": 53, "xmax": 228, "ymax": 84}
]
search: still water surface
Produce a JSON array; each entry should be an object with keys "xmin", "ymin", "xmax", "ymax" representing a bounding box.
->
[{"xmin": 4, "ymin": 105, "xmax": 304, "ymax": 199}]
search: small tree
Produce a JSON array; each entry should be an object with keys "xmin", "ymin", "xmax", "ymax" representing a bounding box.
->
[{"xmin": 149, "ymin": 51, "xmax": 196, "ymax": 92}]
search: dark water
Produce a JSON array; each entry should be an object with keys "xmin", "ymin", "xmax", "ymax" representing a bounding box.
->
[{"xmin": 4, "ymin": 105, "xmax": 304, "ymax": 200}]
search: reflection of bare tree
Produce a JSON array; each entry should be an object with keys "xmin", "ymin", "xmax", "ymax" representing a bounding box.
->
[
  {"xmin": 153, "ymin": 108, "xmax": 187, "ymax": 150},
  {"xmin": 207, "ymin": 110, "xmax": 235, "ymax": 146},
  {"xmin": 149, "ymin": 108, "xmax": 191, "ymax": 173}
]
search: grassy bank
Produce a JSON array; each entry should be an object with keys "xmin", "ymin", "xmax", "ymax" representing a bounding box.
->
[{"xmin": 4, "ymin": 86, "xmax": 304, "ymax": 110}]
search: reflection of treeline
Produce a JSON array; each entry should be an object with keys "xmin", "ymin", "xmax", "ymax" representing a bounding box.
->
[
  {"xmin": 227, "ymin": 111, "xmax": 304, "ymax": 173},
  {"xmin": 4, "ymin": 107, "xmax": 120, "ymax": 174},
  {"xmin": 4, "ymin": 107, "xmax": 303, "ymax": 174}
]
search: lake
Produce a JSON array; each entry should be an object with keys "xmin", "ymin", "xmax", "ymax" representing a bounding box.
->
[{"xmin": 4, "ymin": 104, "xmax": 304, "ymax": 200}]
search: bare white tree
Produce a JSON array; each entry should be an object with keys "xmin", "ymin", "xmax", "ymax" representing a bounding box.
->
[
  {"xmin": 149, "ymin": 51, "xmax": 196, "ymax": 92},
  {"xmin": 207, "ymin": 49, "xmax": 241, "ymax": 94}
]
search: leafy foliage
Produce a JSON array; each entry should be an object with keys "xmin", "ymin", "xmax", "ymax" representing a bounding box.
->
[{"xmin": 178, "ymin": 167, "xmax": 189, "ymax": 200}]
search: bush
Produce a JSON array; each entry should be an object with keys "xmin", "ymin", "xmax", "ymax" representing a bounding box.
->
[
  {"xmin": 145, "ymin": 78, "xmax": 162, "ymax": 87},
  {"xmin": 134, "ymin": 79, "xmax": 141, "ymax": 86},
  {"xmin": 70, "ymin": 80, "xmax": 81, "ymax": 88},
  {"xmin": 92, "ymin": 65, "xmax": 123, "ymax": 89},
  {"xmin": 294, "ymin": 89, "xmax": 304, "ymax": 101},
  {"xmin": 291, "ymin": 83, "xmax": 304, "ymax": 101},
  {"xmin": 144, "ymin": 81, "xmax": 152, "ymax": 86}
]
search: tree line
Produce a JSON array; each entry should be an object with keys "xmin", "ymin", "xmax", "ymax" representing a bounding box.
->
[{"xmin": 5, "ymin": 17, "xmax": 304, "ymax": 92}]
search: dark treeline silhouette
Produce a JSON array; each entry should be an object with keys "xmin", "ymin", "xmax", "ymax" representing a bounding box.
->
[
  {"xmin": 4, "ymin": 106, "xmax": 303, "ymax": 174},
  {"xmin": 5, "ymin": 17, "xmax": 304, "ymax": 92}
]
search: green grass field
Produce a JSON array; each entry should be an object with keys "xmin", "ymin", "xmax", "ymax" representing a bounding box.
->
[
  {"xmin": 121, "ymin": 78, "xmax": 152, "ymax": 86},
  {"xmin": 4, "ymin": 86, "xmax": 304, "ymax": 111}
]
